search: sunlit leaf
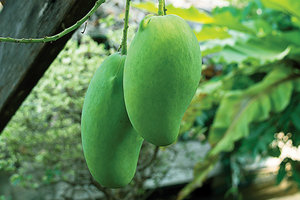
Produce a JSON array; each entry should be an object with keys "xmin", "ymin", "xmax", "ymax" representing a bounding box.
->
[
  {"xmin": 132, "ymin": 2, "xmax": 157, "ymax": 13},
  {"xmin": 166, "ymin": 4, "xmax": 214, "ymax": 23},
  {"xmin": 132, "ymin": 2, "xmax": 214, "ymax": 23},
  {"xmin": 195, "ymin": 26, "xmax": 231, "ymax": 41}
]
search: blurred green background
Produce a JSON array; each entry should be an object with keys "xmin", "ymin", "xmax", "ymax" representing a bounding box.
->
[{"xmin": 0, "ymin": 0, "xmax": 300, "ymax": 199}]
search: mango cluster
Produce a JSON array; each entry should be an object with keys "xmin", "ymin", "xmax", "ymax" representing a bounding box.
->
[{"xmin": 81, "ymin": 14, "xmax": 202, "ymax": 188}]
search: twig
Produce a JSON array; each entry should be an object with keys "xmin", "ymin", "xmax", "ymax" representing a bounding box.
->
[
  {"xmin": 91, "ymin": 177, "xmax": 116, "ymax": 200},
  {"xmin": 138, "ymin": 146, "xmax": 159, "ymax": 171}
]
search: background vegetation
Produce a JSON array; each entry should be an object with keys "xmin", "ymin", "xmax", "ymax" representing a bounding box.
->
[{"xmin": 1, "ymin": 0, "xmax": 300, "ymax": 199}]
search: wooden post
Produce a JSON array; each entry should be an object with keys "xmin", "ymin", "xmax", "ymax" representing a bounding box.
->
[{"xmin": 0, "ymin": 0, "xmax": 99, "ymax": 133}]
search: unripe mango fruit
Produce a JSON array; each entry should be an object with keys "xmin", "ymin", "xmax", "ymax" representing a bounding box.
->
[
  {"xmin": 124, "ymin": 14, "xmax": 202, "ymax": 146},
  {"xmin": 81, "ymin": 53, "xmax": 143, "ymax": 188}
]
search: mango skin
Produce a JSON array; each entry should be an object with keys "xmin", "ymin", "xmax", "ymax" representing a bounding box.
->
[
  {"xmin": 81, "ymin": 53, "xmax": 143, "ymax": 188},
  {"xmin": 124, "ymin": 14, "xmax": 202, "ymax": 146}
]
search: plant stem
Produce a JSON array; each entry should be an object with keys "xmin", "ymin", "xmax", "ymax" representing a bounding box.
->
[
  {"xmin": 158, "ymin": 0, "xmax": 164, "ymax": 16},
  {"xmin": 163, "ymin": 0, "xmax": 167, "ymax": 15},
  {"xmin": 0, "ymin": 0, "xmax": 105, "ymax": 43},
  {"xmin": 120, "ymin": 0, "xmax": 131, "ymax": 55}
]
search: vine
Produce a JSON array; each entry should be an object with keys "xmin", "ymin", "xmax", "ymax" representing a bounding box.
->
[{"xmin": 0, "ymin": 0, "xmax": 105, "ymax": 43}]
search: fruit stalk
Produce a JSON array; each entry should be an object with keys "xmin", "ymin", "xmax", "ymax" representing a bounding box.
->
[
  {"xmin": 158, "ymin": 0, "xmax": 164, "ymax": 16},
  {"xmin": 120, "ymin": 0, "xmax": 131, "ymax": 55}
]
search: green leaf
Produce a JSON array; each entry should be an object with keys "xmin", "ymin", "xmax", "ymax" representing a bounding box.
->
[
  {"xmin": 132, "ymin": 2, "xmax": 214, "ymax": 23},
  {"xmin": 242, "ymin": 19, "xmax": 273, "ymax": 37},
  {"xmin": 277, "ymin": 160, "xmax": 287, "ymax": 184},
  {"xmin": 291, "ymin": 104, "xmax": 300, "ymax": 130},
  {"xmin": 201, "ymin": 38, "xmax": 236, "ymax": 57},
  {"xmin": 294, "ymin": 79, "xmax": 300, "ymax": 91},
  {"xmin": 212, "ymin": 11, "xmax": 255, "ymax": 33},
  {"xmin": 179, "ymin": 69, "xmax": 300, "ymax": 199},
  {"xmin": 208, "ymin": 67, "xmax": 295, "ymax": 155},
  {"xmin": 280, "ymin": 31, "xmax": 300, "ymax": 46},
  {"xmin": 213, "ymin": 37, "xmax": 291, "ymax": 64},
  {"xmin": 292, "ymin": 167, "xmax": 300, "ymax": 186},
  {"xmin": 238, "ymin": 122, "xmax": 276, "ymax": 158},
  {"xmin": 195, "ymin": 26, "xmax": 231, "ymax": 41},
  {"xmin": 292, "ymin": 16, "xmax": 300, "ymax": 27},
  {"xmin": 215, "ymin": 45, "xmax": 249, "ymax": 63},
  {"xmin": 201, "ymin": 33, "xmax": 249, "ymax": 57},
  {"xmin": 268, "ymin": 145, "xmax": 281, "ymax": 157},
  {"xmin": 261, "ymin": 0, "xmax": 300, "ymax": 19}
]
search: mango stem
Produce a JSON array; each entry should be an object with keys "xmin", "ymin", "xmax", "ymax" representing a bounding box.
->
[
  {"xmin": 120, "ymin": 0, "xmax": 131, "ymax": 55},
  {"xmin": 158, "ymin": 0, "xmax": 164, "ymax": 16}
]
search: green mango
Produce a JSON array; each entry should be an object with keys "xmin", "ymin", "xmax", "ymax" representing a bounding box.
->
[
  {"xmin": 124, "ymin": 14, "xmax": 202, "ymax": 146},
  {"xmin": 81, "ymin": 53, "xmax": 143, "ymax": 188}
]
